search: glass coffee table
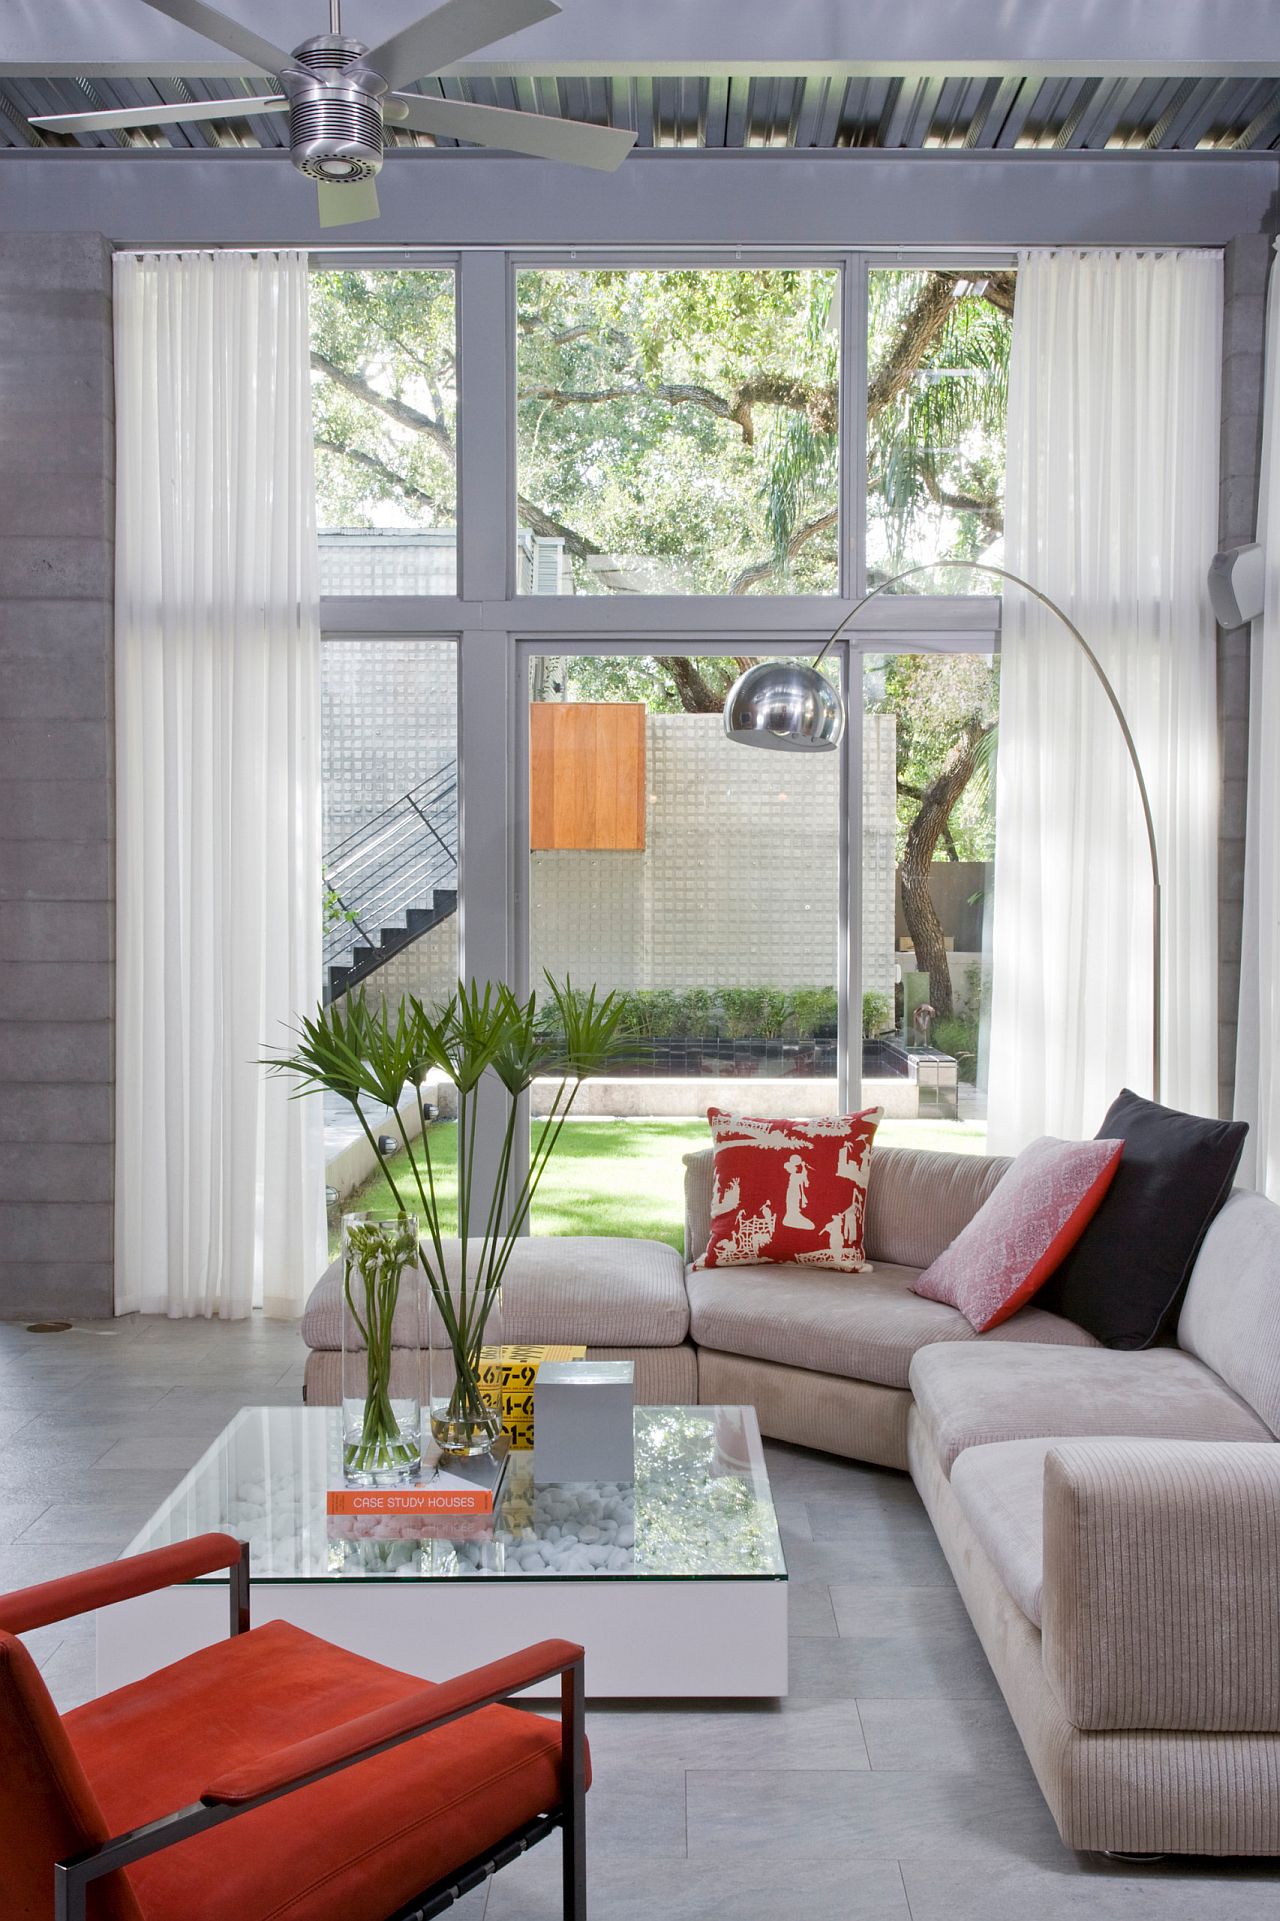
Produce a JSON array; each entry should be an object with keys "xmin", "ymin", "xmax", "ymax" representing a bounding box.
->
[{"xmin": 100, "ymin": 1405, "xmax": 788, "ymax": 1699}]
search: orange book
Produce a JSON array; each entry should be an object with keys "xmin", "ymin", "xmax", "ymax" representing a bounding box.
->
[{"xmin": 326, "ymin": 1440, "xmax": 509, "ymax": 1517}]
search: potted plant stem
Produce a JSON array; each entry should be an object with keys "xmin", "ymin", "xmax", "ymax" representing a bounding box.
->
[{"xmin": 268, "ymin": 975, "xmax": 625, "ymax": 1458}]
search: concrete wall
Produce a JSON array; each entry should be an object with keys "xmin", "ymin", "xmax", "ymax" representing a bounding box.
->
[
  {"xmin": 0, "ymin": 233, "xmax": 115, "ymax": 1320},
  {"xmin": 1217, "ymin": 232, "xmax": 1271, "ymax": 1119}
]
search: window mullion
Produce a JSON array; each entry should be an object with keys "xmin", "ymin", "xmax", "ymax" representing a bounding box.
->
[{"xmin": 457, "ymin": 251, "xmax": 515, "ymax": 604}]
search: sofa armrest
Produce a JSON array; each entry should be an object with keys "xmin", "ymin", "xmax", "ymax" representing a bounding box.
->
[
  {"xmin": 1041, "ymin": 1439, "xmax": 1280, "ymax": 1732},
  {"xmin": 683, "ymin": 1148, "xmax": 714, "ymax": 1265}
]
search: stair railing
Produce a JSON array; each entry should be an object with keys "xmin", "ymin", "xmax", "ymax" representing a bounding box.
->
[{"xmin": 323, "ymin": 759, "xmax": 458, "ymax": 997}]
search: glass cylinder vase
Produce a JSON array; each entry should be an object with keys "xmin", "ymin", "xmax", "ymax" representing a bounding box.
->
[
  {"xmin": 429, "ymin": 1268, "xmax": 504, "ymax": 1458},
  {"xmin": 340, "ymin": 1212, "xmax": 423, "ymax": 1487}
]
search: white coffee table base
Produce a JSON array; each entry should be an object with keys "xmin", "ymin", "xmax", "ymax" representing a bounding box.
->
[{"xmin": 97, "ymin": 1572, "xmax": 788, "ymax": 1699}]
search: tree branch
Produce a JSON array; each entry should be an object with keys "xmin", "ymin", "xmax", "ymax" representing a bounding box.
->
[
  {"xmin": 657, "ymin": 657, "xmax": 731, "ymax": 714},
  {"xmin": 867, "ymin": 273, "xmax": 960, "ymax": 419},
  {"xmin": 311, "ymin": 352, "xmax": 453, "ymax": 456},
  {"xmin": 727, "ymin": 506, "xmax": 838, "ymax": 594},
  {"xmin": 919, "ymin": 465, "xmax": 1004, "ymax": 538}
]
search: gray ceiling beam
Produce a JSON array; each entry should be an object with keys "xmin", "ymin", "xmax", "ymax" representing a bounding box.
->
[
  {"xmin": 5, "ymin": 0, "xmax": 1280, "ymax": 80},
  {"xmin": 0, "ymin": 146, "xmax": 1272, "ymax": 249}
]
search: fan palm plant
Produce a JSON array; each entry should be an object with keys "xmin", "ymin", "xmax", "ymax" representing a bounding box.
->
[{"xmin": 268, "ymin": 975, "xmax": 626, "ymax": 1459}]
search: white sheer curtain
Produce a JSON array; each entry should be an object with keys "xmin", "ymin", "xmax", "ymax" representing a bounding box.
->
[
  {"xmin": 114, "ymin": 251, "xmax": 325, "ymax": 1318},
  {"xmin": 1235, "ymin": 240, "xmax": 1280, "ymax": 1197},
  {"xmin": 987, "ymin": 249, "xmax": 1222, "ymax": 1152}
]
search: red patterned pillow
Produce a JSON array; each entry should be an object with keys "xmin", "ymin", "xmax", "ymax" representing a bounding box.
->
[
  {"xmin": 692, "ymin": 1107, "xmax": 882, "ymax": 1272},
  {"xmin": 912, "ymin": 1135, "xmax": 1123, "ymax": 1332}
]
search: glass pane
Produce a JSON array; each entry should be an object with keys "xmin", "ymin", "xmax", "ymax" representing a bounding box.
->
[
  {"xmin": 321, "ymin": 638, "xmax": 458, "ymax": 1244},
  {"xmin": 310, "ymin": 269, "xmax": 457, "ymax": 594},
  {"xmin": 866, "ymin": 268, "xmax": 1014, "ymax": 593},
  {"xmin": 862, "ymin": 651, "xmax": 997, "ymax": 1152},
  {"xmin": 517, "ymin": 268, "xmax": 840, "ymax": 594},
  {"xmin": 528, "ymin": 655, "xmax": 841, "ymax": 1249},
  {"xmin": 125, "ymin": 1404, "xmax": 785, "ymax": 1582}
]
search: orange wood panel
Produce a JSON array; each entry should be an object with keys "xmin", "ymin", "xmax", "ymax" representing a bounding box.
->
[{"xmin": 530, "ymin": 702, "xmax": 646, "ymax": 850}]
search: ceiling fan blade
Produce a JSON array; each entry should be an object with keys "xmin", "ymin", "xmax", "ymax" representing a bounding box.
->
[
  {"xmin": 316, "ymin": 176, "xmax": 382, "ymax": 228},
  {"xmin": 134, "ymin": 0, "xmax": 292, "ymax": 75},
  {"xmin": 392, "ymin": 94, "xmax": 636, "ymax": 170},
  {"xmin": 30, "ymin": 95, "xmax": 287, "ymax": 135},
  {"xmin": 369, "ymin": 0, "xmax": 560, "ymax": 95}
]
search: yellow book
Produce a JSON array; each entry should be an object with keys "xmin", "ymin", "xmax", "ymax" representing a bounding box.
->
[{"xmin": 477, "ymin": 1344, "xmax": 586, "ymax": 1448}]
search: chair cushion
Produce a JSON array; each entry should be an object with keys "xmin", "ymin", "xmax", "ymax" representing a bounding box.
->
[
  {"xmin": 304, "ymin": 1235, "xmax": 689, "ymax": 1350},
  {"xmin": 950, "ymin": 1437, "xmax": 1056, "ymax": 1625},
  {"xmin": 686, "ymin": 1260, "xmax": 1099, "ymax": 1392},
  {"xmin": 909, "ymin": 1340, "xmax": 1273, "ymax": 1475},
  {"xmin": 67, "ymin": 1620, "xmax": 575, "ymax": 1921}
]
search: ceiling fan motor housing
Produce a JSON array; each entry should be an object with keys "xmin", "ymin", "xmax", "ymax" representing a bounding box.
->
[{"xmin": 282, "ymin": 36, "xmax": 387, "ymax": 182}]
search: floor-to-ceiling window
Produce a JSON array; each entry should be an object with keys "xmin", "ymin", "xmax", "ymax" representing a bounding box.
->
[{"xmin": 312, "ymin": 251, "xmax": 1012, "ymax": 1252}]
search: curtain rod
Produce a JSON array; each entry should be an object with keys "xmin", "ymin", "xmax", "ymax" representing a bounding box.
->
[
  {"xmin": 116, "ymin": 243, "xmax": 1227, "ymax": 261},
  {"xmin": 117, "ymin": 242, "xmax": 1021, "ymax": 257}
]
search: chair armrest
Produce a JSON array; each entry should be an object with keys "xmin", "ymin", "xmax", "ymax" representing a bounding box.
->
[
  {"xmin": 0, "ymin": 1532, "xmax": 244, "ymax": 1635},
  {"xmin": 202, "ymin": 1637, "xmax": 584, "ymax": 1805},
  {"xmin": 1041, "ymin": 1439, "xmax": 1280, "ymax": 1732},
  {"xmin": 56, "ymin": 1639, "xmax": 586, "ymax": 1921}
]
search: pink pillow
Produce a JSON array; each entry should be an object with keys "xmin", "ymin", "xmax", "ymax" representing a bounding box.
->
[{"xmin": 912, "ymin": 1136, "xmax": 1123, "ymax": 1332}]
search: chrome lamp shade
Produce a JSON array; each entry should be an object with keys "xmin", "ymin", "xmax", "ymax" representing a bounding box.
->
[{"xmin": 722, "ymin": 660, "xmax": 844, "ymax": 753}]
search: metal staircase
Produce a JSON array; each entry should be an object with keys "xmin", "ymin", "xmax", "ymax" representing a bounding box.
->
[{"xmin": 323, "ymin": 759, "xmax": 458, "ymax": 1003}]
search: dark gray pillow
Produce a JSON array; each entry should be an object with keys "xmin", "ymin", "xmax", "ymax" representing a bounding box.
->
[{"xmin": 1036, "ymin": 1088, "xmax": 1248, "ymax": 1349}]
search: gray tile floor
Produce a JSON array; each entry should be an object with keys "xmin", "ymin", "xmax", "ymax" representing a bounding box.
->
[{"xmin": 3, "ymin": 1314, "xmax": 1280, "ymax": 1919}]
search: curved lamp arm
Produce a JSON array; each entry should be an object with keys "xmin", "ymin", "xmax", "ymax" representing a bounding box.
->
[{"xmin": 811, "ymin": 558, "xmax": 1163, "ymax": 1103}]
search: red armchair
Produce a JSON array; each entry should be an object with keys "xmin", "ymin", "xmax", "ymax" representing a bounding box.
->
[{"xmin": 0, "ymin": 1533, "xmax": 587, "ymax": 1921}]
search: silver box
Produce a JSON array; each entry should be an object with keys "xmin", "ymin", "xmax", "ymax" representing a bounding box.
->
[{"xmin": 533, "ymin": 1360, "xmax": 635, "ymax": 1483}]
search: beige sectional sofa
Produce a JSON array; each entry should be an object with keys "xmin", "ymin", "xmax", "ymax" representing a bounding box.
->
[
  {"xmin": 303, "ymin": 1142, "xmax": 1280, "ymax": 1855},
  {"xmin": 687, "ymin": 1144, "xmax": 1280, "ymax": 1856}
]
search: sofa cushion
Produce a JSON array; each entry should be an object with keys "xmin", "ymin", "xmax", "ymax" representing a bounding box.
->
[
  {"xmin": 692, "ymin": 1107, "xmax": 880, "ymax": 1272},
  {"xmin": 683, "ymin": 1143, "xmax": 1011, "ymax": 1273},
  {"xmin": 1037, "ymin": 1088, "xmax": 1248, "ymax": 1349},
  {"xmin": 913, "ymin": 1135, "xmax": 1122, "ymax": 1331},
  {"xmin": 909, "ymin": 1340, "xmax": 1272, "ymax": 1475},
  {"xmin": 950, "ymin": 1436, "xmax": 1055, "ymax": 1625},
  {"xmin": 1178, "ymin": 1190, "xmax": 1280, "ymax": 1438},
  {"xmin": 862, "ymin": 1146, "xmax": 1013, "ymax": 1268},
  {"xmin": 686, "ymin": 1260, "xmax": 1098, "ymax": 1393},
  {"xmin": 303, "ymin": 1236, "xmax": 689, "ymax": 1351}
]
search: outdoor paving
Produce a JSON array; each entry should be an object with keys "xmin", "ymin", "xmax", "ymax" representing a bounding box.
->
[{"xmin": 2, "ymin": 1315, "xmax": 1279, "ymax": 1919}]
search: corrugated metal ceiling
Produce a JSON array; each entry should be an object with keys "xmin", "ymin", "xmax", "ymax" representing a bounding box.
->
[{"xmin": 3, "ymin": 70, "xmax": 1279, "ymax": 153}]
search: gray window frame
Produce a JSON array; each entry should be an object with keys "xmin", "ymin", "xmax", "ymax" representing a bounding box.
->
[{"xmin": 318, "ymin": 245, "xmax": 1008, "ymax": 1225}]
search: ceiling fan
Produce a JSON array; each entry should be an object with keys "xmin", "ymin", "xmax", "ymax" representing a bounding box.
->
[{"xmin": 26, "ymin": 0, "xmax": 636, "ymax": 226}]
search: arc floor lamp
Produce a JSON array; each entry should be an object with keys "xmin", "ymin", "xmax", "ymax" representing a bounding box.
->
[{"xmin": 722, "ymin": 559, "xmax": 1163, "ymax": 1103}]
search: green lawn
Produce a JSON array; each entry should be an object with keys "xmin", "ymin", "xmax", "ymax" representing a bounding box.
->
[{"xmin": 334, "ymin": 1113, "xmax": 987, "ymax": 1256}]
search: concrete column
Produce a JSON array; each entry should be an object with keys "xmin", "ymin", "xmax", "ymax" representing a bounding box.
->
[
  {"xmin": 1216, "ymin": 232, "xmax": 1270, "ymax": 1120},
  {"xmin": 0, "ymin": 233, "xmax": 114, "ymax": 1319}
]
